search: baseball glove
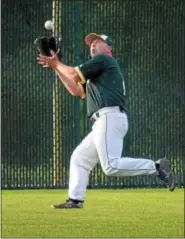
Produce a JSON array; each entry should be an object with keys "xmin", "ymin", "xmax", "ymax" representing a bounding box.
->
[{"xmin": 34, "ymin": 36, "xmax": 62, "ymax": 59}]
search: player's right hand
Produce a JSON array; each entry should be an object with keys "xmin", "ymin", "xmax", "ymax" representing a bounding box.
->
[{"xmin": 37, "ymin": 50, "xmax": 59, "ymax": 68}]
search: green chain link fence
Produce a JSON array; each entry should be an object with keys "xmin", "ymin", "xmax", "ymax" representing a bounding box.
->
[{"xmin": 2, "ymin": 0, "xmax": 184, "ymax": 189}]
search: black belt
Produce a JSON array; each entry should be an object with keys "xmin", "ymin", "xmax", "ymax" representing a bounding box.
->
[{"xmin": 90, "ymin": 106, "xmax": 125, "ymax": 123}]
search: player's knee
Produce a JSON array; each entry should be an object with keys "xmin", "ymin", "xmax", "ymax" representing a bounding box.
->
[
  {"xmin": 102, "ymin": 166, "xmax": 115, "ymax": 176},
  {"xmin": 70, "ymin": 149, "xmax": 81, "ymax": 166}
]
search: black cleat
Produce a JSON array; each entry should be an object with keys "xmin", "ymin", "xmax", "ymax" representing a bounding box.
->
[
  {"xmin": 51, "ymin": 200, "xmax": 83, "ymax": 209},
  {"xmin": 155, "ymin": 157, "xmax": 176, "ymax": 192}
]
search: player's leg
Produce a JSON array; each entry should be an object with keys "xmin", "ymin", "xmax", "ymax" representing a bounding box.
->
[
  {"xmin": 94, "ymin": 112, "xmax": 156, "ymax": 176},
  {"xmin": 93, "ymin": 112, "xmax": 175, "ymax": 191},
  {"xmin": 68, "ymin": 131, "xmax": 99, "ymax": 201},
  {"xmin": 51, "ymin": 130, "xmax": 99, "ymax": 209}
]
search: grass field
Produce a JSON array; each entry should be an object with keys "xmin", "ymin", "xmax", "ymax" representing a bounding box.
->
[{"xmin": 2, "ymin": 189, "xmax": 184, "ymax": 238}]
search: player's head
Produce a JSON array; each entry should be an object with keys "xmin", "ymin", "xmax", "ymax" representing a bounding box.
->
[{"xmin": 84, "ymin": 33, "xmax": 113, "ymax": 58}]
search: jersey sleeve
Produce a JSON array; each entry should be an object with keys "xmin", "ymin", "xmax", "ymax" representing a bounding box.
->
[{"xmin": 74, "ymin": 54, "xmax": 108, "ymax": 84}]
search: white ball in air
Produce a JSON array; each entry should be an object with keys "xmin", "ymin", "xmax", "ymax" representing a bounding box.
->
[{"xmin": 44, "ymin": 20, "xmax": 54, "ymax": 30}]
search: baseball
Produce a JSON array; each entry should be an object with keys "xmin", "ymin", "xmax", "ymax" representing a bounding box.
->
[{"xmin": 44, "ymin": 20, "xmax": 54, "ymax": 31}]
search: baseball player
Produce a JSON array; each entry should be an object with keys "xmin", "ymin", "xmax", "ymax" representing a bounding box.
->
[{"xmin": 37, "ymin": 33, "xmax": 175, "ymax": 209}]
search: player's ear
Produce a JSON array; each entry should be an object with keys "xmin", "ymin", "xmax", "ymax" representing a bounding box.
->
[{"xmin": 108, "ymin": 45, "xmax": 112, "ymax": 51}]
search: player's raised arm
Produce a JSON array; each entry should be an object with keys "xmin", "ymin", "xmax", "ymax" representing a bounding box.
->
[
  {"xmin": 35, "ymin": 36, "xmax": 85, "ymax": 99},
  {"xmin": 37, "ymin": 51, "xmax": 85, "ymax": 99}
]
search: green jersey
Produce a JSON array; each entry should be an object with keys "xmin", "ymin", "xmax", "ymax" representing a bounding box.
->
[{"xmin": 75, "ymin": 54, "xmax": 126, "ymax": 117}]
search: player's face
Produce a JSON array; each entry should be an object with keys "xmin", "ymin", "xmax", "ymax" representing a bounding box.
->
[{"xmin": 90, "ymin": 39, "xmax": 111, "ymax": 57}]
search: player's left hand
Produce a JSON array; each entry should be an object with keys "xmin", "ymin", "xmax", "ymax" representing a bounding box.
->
[
  {"xmin": 34, "ymin": 36, "xmax": 62, "ymax": 67},
  {"xmin": 37, "ymin": 50, "xmax": 59, "ymax": 68}
]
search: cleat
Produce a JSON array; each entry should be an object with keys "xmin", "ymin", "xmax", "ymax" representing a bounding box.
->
[
  {"xmin": 51, "ymin": 200, "xmax": 83, "ymax": 209},
  {"xmin": 156, "ymin": 157, "xmax": 176, "ymax": 191}
]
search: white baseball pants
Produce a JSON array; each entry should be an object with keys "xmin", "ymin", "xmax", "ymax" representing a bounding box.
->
[{"xmin": 68, "ymin": 106, "xmax": 157, "ymax": 201}]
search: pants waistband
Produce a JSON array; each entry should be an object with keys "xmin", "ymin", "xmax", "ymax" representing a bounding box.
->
[{"xmin": 90, "ymin": 106, "xmax": 124, "ymax": 122}]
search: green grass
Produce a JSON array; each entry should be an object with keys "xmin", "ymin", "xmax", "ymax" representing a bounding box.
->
[{"xmin": 2, "ymin": 189, "xmax": 184, "ymax": 238}]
